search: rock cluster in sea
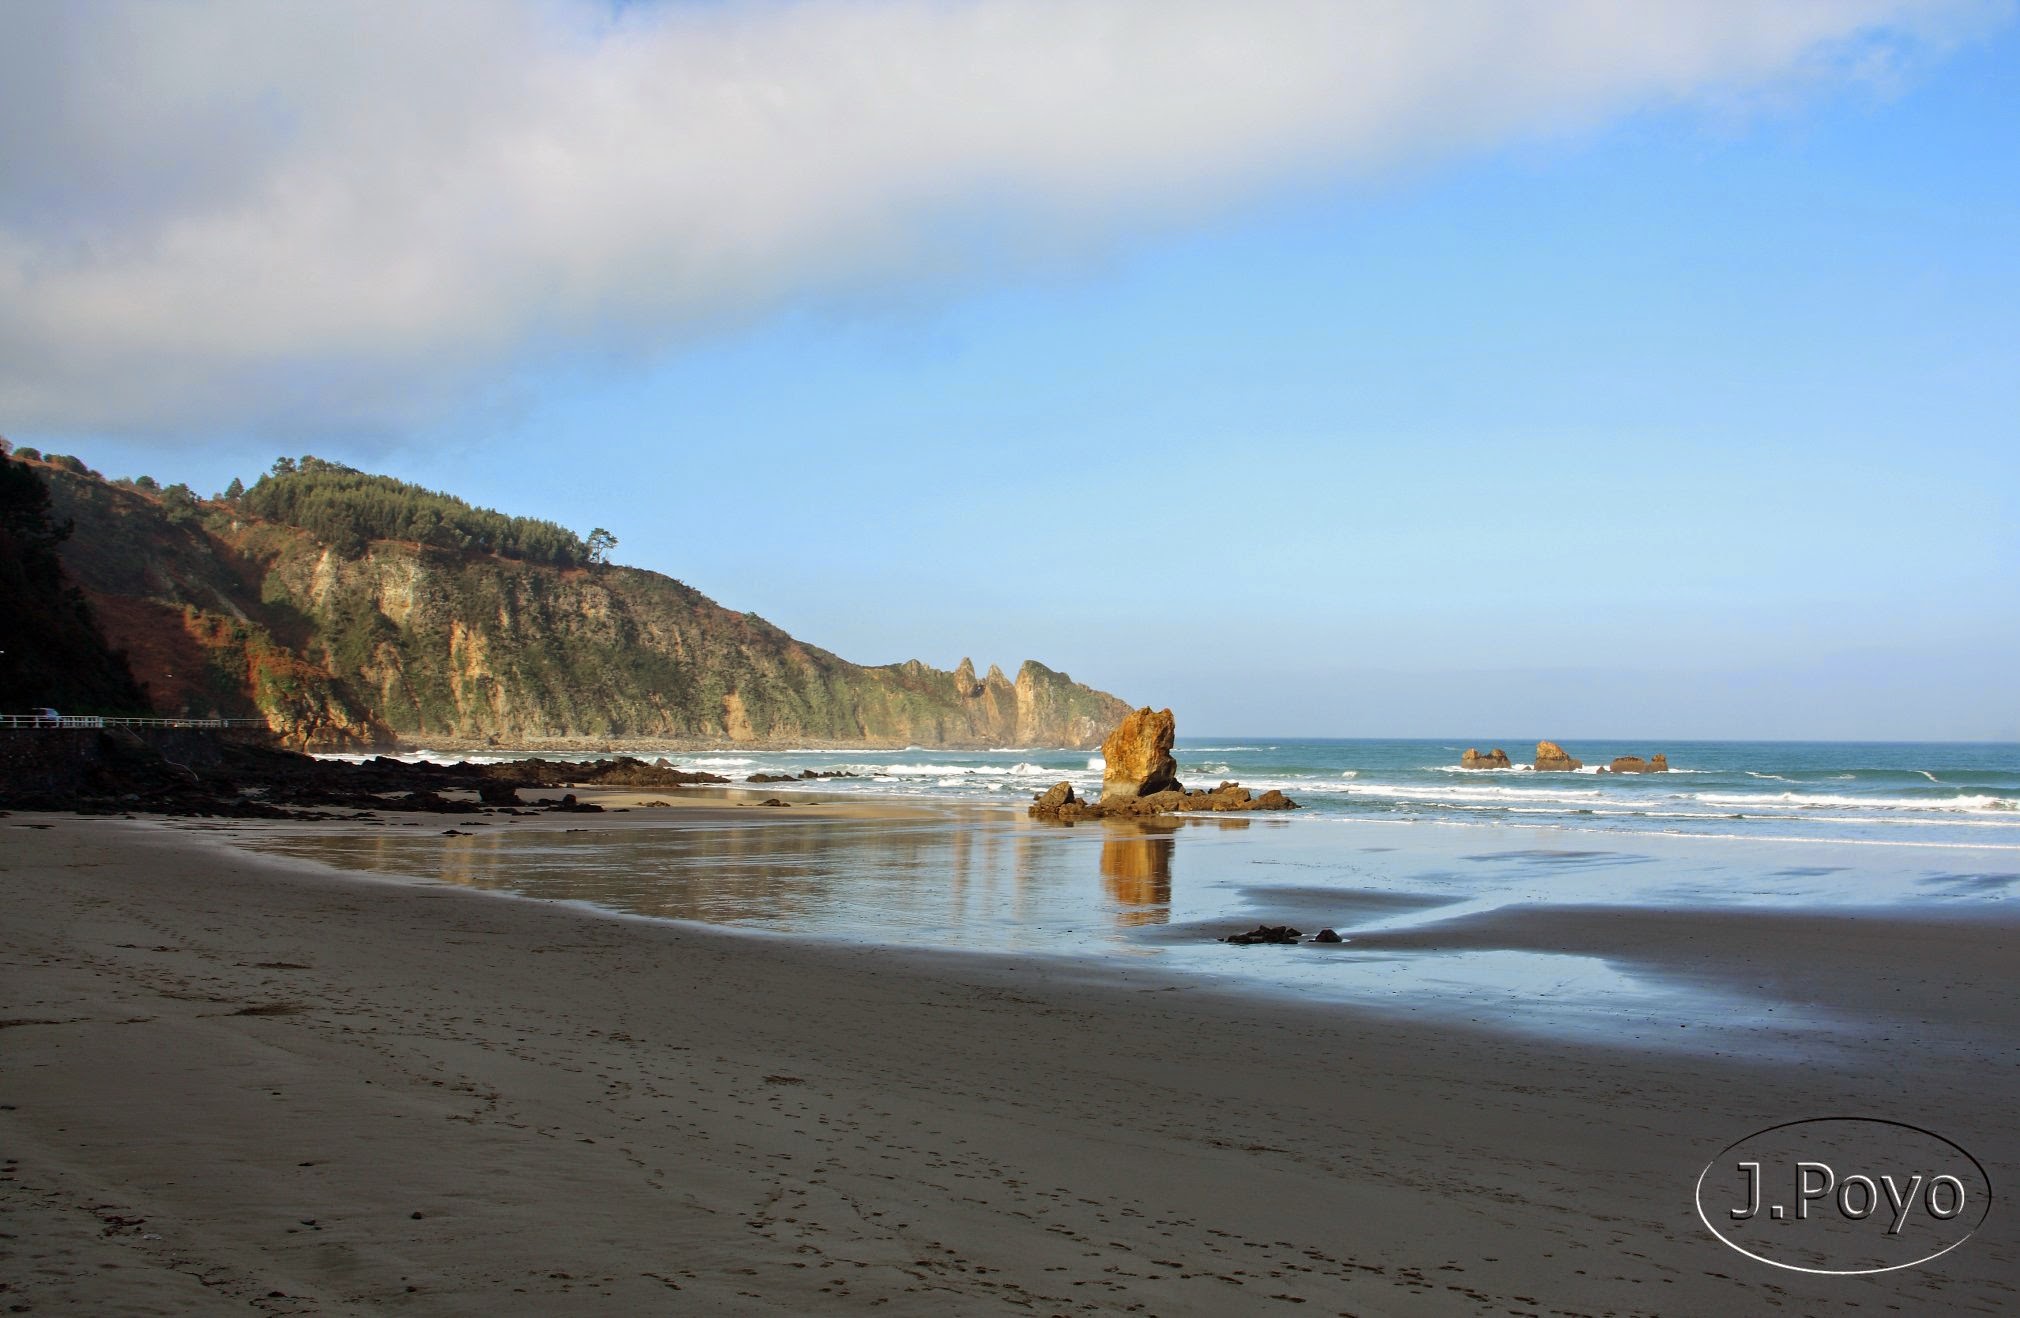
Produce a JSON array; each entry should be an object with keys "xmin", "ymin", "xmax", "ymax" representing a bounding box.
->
[
  {"xmin": 1031, "ymin": 779, "xmax": 1297, "ymax": 822},
  {"xmin": 1533, "ymin": 740, "xmax": 1584, "ymax": 771},
  {"xmin": 1457, "ymin": 741, "xmax": 1672, "ymax": 772}
]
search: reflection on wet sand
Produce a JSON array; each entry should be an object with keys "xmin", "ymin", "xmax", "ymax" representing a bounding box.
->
[
  {"xmin": 239, "ymin": 806, "xmax": 1967, "ymax": 1052},
  {"xmin": 1099, "ymin": 823, "xmax": 1178, "ymax": 925}
]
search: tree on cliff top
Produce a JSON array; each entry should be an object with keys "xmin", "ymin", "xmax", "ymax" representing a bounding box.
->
[{"xmin": 240, "ymin": 456, "xmax": 591, "ymax": 566}]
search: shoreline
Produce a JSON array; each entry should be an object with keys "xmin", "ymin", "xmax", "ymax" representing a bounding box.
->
[{"xmin": 4, "ymin": 811, "xmax": 2016, "ymax": 1312}]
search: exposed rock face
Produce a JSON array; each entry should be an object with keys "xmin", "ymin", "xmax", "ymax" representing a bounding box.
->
[
  {"xmin": 43, "ymin": 466, "xmax": 1129, "ymax": 750},
  {"xmin": 1603, "ymin": 753, "xmax": 1669, "ymax": 774},
  {"xmin": 1100, "ymin": 707, "xmax": 1181, "ymax": 801},
  {"xmin": 1461, "ymin": 747, "xmax": 1511, "ymax": 770},
  {"xmin": 1534, "ymin": 741, "xmax": 1583, "ymax": 772}
]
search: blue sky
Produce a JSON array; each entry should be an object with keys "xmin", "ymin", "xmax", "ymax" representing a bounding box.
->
[{"xmin": 9, "ymin": 2, "xmax": 2018, "ymax": 739}]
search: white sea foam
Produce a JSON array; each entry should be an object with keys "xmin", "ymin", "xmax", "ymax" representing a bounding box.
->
[
  {"xmin": 857, "ymin": 761, "xmax": 1069, "ymax": 780},
  {"xmin": 1343, "ymin": 782, "xmax": 1608, "ymax": 803},
  {"xmin": 1694, "ymin": 791, "xmax": 2015, "ymax": 813}
]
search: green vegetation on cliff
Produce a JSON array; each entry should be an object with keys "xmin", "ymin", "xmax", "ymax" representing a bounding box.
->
[
  {"xmin": 35, "ymin": 456, "xmax": 1129, "ymax": 750},
  {"xmin": 239, "ymin": 456, "xmax": 591, "ymax": 564}
]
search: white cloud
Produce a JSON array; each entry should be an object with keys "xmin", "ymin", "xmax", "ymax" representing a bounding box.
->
[{"xmin": 0, "ymin": 0, "xmax": 1996, "ymax": 436}]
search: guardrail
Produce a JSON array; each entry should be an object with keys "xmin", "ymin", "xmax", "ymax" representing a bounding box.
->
[{"xmin": 0, "ymin": 714, "xmax": 271, "ymax": 730}]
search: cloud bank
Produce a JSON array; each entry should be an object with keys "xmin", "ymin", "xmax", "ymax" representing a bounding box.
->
[{"xmin": 0, "ymin": 0, "xmax": 1991, "ymax": 436}]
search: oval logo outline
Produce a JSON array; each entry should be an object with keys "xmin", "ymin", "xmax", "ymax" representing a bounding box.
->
[{"xmin": 1694, "ymin": 1116, "xmax": 1993, "ymax": 1276}]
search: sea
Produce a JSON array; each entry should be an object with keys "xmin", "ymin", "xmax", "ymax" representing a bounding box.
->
[
  {"xmin": 282, "ymin": 738, "xmax": 2018, "ymax": 1054},
  {"xmin": 330, "ymin": 737, "xmax": 2020, "ymax": 850}
]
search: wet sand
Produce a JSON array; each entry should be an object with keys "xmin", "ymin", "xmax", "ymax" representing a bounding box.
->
[{"xmin": 2, "ymin": 813, "xmax": 2015, "ymax": 1314}]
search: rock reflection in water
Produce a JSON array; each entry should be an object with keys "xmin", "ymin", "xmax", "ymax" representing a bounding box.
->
[{"xmin": 1100, "ymin": 822, "xmax": 1178, "ymax": 926}]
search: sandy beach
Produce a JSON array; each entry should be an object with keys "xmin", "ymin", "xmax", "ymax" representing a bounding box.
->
[{"xmin": 3, "ymin": 811, "xmax": 2015, "ymax": 1315}]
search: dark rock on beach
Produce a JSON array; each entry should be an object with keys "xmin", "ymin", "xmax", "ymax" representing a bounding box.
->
[
  {"xmin": 0, "ymin": 727, "xmax": 727, "ymax": 819},
  {"xmin": 1222, "ymin": 925, "xmax": 1302, "ymax": 946}
]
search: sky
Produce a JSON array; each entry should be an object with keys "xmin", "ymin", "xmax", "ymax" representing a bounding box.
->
[{"xmin": 4, "ymin": 0, "xmax": 2017, "ymax": 740}]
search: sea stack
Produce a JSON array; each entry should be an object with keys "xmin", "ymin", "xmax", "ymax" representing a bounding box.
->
[
  {"xmin": 1461, "ymin": 747, "xmax": 1512, "ymax": 770},
  {"xmin": 1534, "ymin": 740, "xmax": 1583, "ymax": 772},
  {"xmin": 1603, "ymin": 754, "xmax": 1669, "ymax": 774},
  {"xmin": 1101, "ymin": 707, "xmax": 1182, "ymax": 801}
]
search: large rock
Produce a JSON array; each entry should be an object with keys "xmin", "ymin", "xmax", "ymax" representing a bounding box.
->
[
  {"xmin": 1603, "ymin": 753, "xmax": 1669, "ymax": 774},
  {"xmin": 1100, "ymin": 707, "xmax": 1181, "ymax": 801},
  {"xmin": 1461, "ymin": 747, "xmax": 1511, "ymax": 770},
  {"xmin": 1534, "ymin": 740, "xmax": 1583, "ymax": 772},
  {"xmin": 1033, "ymin": 781, "xmax": 1076, "ymax": 813}
]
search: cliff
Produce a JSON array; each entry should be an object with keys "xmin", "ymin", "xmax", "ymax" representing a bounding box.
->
[
  {"xmin": 0, "ymin": 452, "xmax": 150, "ymax": 714},
  {"xmin": 34, "ymin": 457, "xmax": 1128, "ymax": 751}
]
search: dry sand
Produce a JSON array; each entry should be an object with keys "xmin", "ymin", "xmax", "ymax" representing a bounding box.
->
[{"xmin": 2, "ymin": 812, "xmax": 2015, "ymax": 1314}]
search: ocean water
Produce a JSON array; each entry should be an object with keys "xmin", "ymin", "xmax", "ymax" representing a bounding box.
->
[
  {"xmin": 342, "ymin": 738, "xmax": 2020, "ymax": 851},
  {"xmin": 277, "ymin": 738, "xmax": 2018, "ymax": 1055}
]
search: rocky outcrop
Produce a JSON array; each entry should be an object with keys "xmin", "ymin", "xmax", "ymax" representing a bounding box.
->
[
  {"xmin": 1100, "ymin": 707, "xmax": 1181, "ymax": 800},
  {"xmin": 1461, "ymin": 747, "xmax": 1511, "ymax": 770},
  {"xmin": 1602, "ymin": 753, "xmax": 1669, "ymax": 774},
  {"xmin": 1534, "ymin": 740, "xmax": 1583, "ymax": 772},
  {"xmin": 1035, "ymin": 709, "xmax": 1296, "ymax": 820},
  {"xmin": 1031, "ymin": 779, "xmax": 1296, "ymax": 822},
  {"xmin": 43, "ymin": 464, "xmax": 1129, "ymax": 750}
]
